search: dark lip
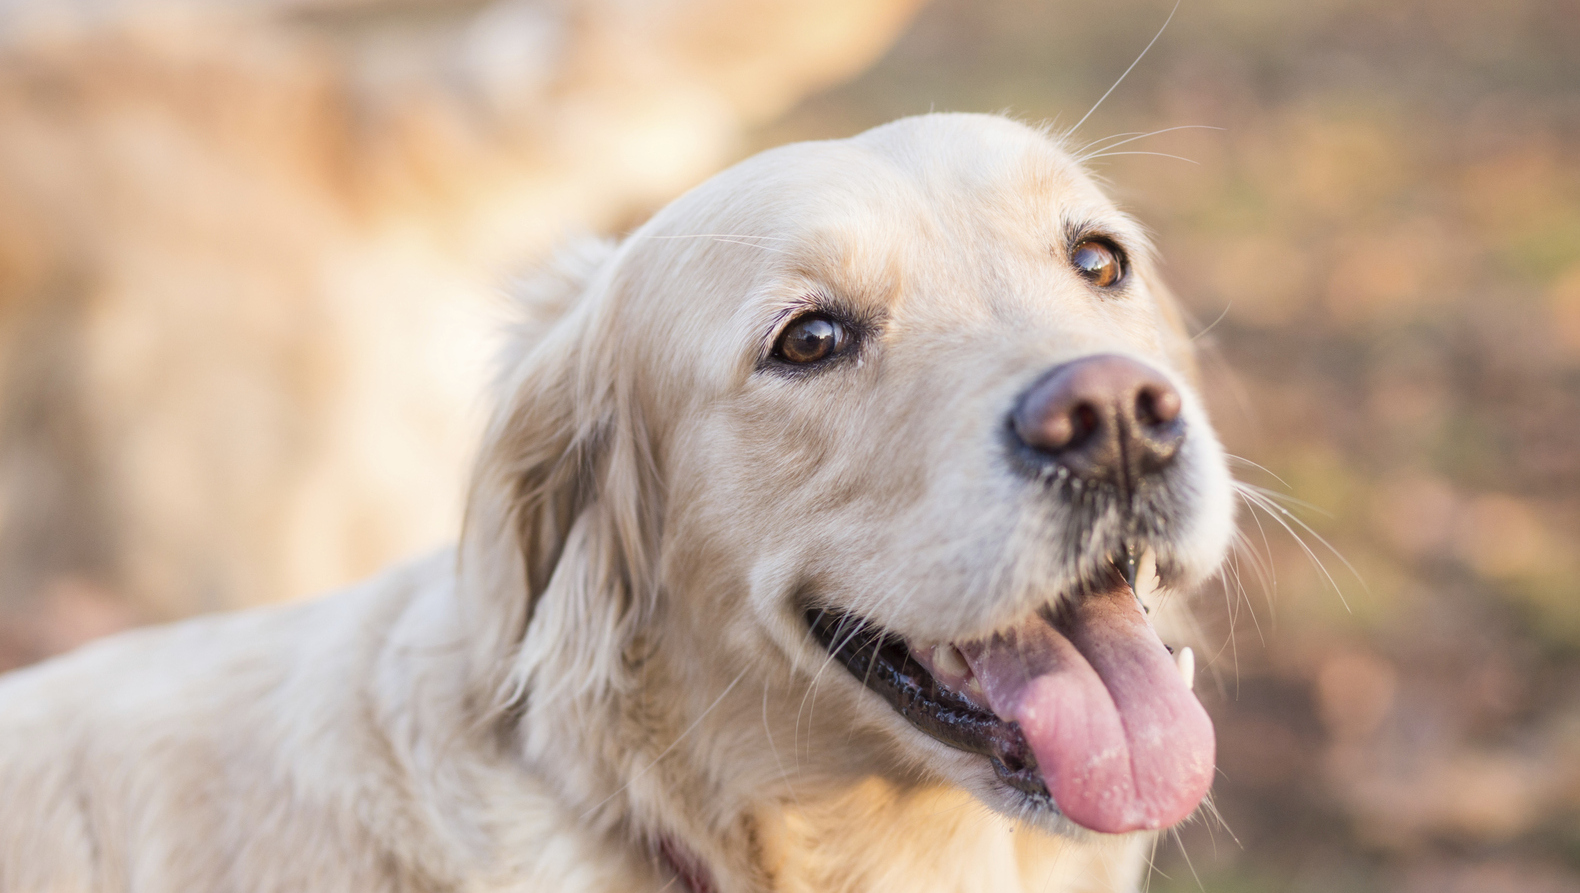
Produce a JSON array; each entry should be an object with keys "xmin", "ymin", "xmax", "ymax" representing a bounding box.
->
[{"xmin": 804, "ymin": 607, "xmax": 1054, "ymax": 808}]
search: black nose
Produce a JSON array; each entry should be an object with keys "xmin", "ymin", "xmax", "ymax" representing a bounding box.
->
[{"xmin": 1011, "ymin": 354, "xmax": 1186, "ymax": 491}]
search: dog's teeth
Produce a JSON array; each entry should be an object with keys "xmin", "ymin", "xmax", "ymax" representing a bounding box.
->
[
  {"xmin": 932, "ymin": 644, "xmax": 969, "ymax": 678},
  {"xmin": 1175, "ymin": 645, "xmax": 1195, "ymax": 690},
  {"xmin": 1134, "ymin": 548, "xmax": 1159, "ymax": 601},
  {"xmin": 966, "ymin": 677, "xmax": 984, "ymax": 696}
]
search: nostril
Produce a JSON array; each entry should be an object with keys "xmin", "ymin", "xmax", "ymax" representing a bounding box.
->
[
  {"xmin": 1019, "ymin": 400, "xmax": 1103, "ymax": 453},
  {"xmin": 1135, "ymin": 384, "xmax": 1182, "ymax": 429},
  {"xmin": 1069, "ymin": 403, "xmax": 1101, "ymax": 448}
]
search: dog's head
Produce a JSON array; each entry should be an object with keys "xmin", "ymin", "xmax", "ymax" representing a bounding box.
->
[{"xmin": 462, "ymin": 114, "xmax": 1234, "ymax": 840}]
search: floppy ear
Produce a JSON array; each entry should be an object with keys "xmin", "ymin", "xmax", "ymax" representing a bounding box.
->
[{"xmin": 457, "ymin": 238, "xmax": 662, "ymax": 702}]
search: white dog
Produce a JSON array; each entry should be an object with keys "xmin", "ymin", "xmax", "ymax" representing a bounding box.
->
[{"xmin": 0, "ymin": 113, "xmax": 1234, "ymax": 892}]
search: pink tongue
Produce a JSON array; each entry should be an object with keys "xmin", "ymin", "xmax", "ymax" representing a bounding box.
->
[{"xmin": 957, "ymin": 591, "xmax": 1214, "ymax": 833}]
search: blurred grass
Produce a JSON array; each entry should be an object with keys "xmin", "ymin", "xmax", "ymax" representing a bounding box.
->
[{"xmin": 753, "ymin": 0, "xmax": 1580, "ymax": 888}]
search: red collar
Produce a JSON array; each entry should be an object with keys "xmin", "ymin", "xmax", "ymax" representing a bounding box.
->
[{"xmin": 658, "ymin": 835, "xmax": 718, "ymax": 893}]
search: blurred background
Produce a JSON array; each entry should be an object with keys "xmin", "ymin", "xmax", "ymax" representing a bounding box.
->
[{"xmin": 1, "ymin": 0, "xmax": 1577, "ymax": 890}]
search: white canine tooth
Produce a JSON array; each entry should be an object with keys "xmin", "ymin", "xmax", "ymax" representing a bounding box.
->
[
  {"xmin": 1134, "ymin": 548, "xmax": 1159, "ymax": 601},
  {"xmin": 966, "ymin": 677, "xmax": 984, "ymax": 696},
  {"xmin": 1176, "ymin": 646, "xmax": 1195, "ymax": 691},
  {"xmin": 932, "ymin": 643, "xmax": 969, "ymax": 678}
]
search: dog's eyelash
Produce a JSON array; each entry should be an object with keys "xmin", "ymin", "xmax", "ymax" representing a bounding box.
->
[
  {"xmin": 755, "ymin": 296, "xmax": 879, "ymax": 375},
  {"xmin": 1060, "ymin": 226, "xmax": 1123, "ymax": 256}
]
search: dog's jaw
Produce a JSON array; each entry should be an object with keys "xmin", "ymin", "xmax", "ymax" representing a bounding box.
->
[{"xmin": 805, "ymin": 554, "xmax": 1214, "ymax": 835}]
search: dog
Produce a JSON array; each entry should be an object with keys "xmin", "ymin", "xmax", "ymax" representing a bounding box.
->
[{"xmin": 0, "ymin": 113, "xmax": 1235, "ymax": 892}]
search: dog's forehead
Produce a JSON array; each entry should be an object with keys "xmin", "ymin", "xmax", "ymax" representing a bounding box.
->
[
  {"xmin": 631, "ymin": 114, "xmax": 1144, "ymax": 301},
  {"xmin": 613, "ymin": 115, "xmax": 1170, "ymax": 393},
  {"xmin": 848, "ymin": 113, "xmax": 1114, "ymax": 212},
  {"xmin": 716, "ymin": 115, "xmax": 1135, "ymax": 256}
]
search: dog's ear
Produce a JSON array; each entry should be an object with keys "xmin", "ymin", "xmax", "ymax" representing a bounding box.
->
[{"xmin": 457, "ymin": 238, "xmax": 661, "ymax": 701}]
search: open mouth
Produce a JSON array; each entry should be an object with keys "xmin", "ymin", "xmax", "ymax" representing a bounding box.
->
[{"xmin": 805, "ymin": 549, "xmax": 1213, "ymax": 834}]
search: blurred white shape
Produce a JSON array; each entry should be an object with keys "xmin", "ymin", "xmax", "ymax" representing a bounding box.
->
[{"xmin": 0, "ymin": 0, "xmax": 925, "ymax": 650}]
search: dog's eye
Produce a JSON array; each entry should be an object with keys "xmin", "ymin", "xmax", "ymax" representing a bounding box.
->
[
  {"xmin": 1071, "ymin": 239, "xmax": 1125, "ymax": 288},
  {"xmin": 774, "ymin": 313, "xmax": 849, "ymax": 364}
]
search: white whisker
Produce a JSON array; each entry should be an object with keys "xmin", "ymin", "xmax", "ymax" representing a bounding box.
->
[
  {"xmin": 1070, "ymin": 0, "xmax": 1181, "ymax": 134},
  {"xmin": 1075, "ymin": 130, "xmax": 1146, "ymax": 157},
  {"xmin": 1240, "ymin": 481, "xmax": 1335, "ymax": 519},
  {"xmin": 578, "ymin": 669, "xmax": 747, "ymax": 822},
  {"xmin": 761, "ymin": 676, "xmax": 803, "ymax": 809},
  {"xmin": 1083, "ymin": 150, "xmax": 1200, "ymax": 165},
  {"xmin": 1140, "ymin": 830, "xmax": 1166, "ymax": 892},
  {"xmin": 1200, "ymin": 782, "xmax": 1241, "ymax": 847},
  {"xmin": 1225, "ymin": 543, "xmax": 1265, "ymax": 648},
  {"xmin": 1190, "ymin": 302, "xmax": 1233, "ymax": 343},
  {"xmin": 1076, "ymin": 124, "xmax": 1226, "ymax": 162},
  {"xmin": 1226, "ymin": 454, "xmax": 1291, "ymax": 488},
  {"xmin": 710, "ymin": 238, "xmax": 787, "ymax": 253},
  {"xmin": 1233, "ymin": 481, "xmax": 1365, "ymax": 611},
  {"xmin": 640, "ymin": 233, "xmax": 795, "ymax": 242},
  {"xmin": 1172, "ymin": 819, "xmax": 1207, "ymax": 892},
  {"xmin": 630, "ymin": 232, "xmax": 794, "ymax": 254}
]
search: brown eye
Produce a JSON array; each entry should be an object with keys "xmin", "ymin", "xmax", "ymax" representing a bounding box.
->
[
  {"xmin": 1071, "ymin": 239, "xmax": 1125, "ymax": 288},
  {"xmin": 774, "ymin": 313, "xmax": 848, "ymax": 364}
]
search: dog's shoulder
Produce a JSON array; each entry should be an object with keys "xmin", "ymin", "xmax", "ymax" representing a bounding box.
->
[
  {"xmin": 0, "ymin": 551, "xmax": 437, "ymax": 731},
  {"xmin": 0, "ymin": 550, "xmax": 669, "ymax": 892},
  {"xmin": 0, "ymin": 553, "xmax": 445, "ymax": 890}
]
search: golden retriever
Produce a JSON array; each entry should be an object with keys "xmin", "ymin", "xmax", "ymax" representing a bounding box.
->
[{"xmin": 0, "ymin": 113, "xmax": 1234, "ymax": 893}]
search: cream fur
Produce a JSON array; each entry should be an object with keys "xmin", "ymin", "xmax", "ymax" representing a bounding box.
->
[{"xmin": 0, "ymin": 114, "xmax": 1233, "ymax": 892}]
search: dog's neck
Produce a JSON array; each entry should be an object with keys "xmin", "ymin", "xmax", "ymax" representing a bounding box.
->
[
  {"xmin": 509, "ymin": 648, "xmax": 1149, "ymax": 893},
  {"xmin": 647, "ymin": 770, "xmax": 1150, "ymax": 892}
]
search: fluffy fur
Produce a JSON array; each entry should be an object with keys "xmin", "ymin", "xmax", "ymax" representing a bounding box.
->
[{"xmin": 0, "ymin": 113, "xmax": 1234, "ymax": 892}]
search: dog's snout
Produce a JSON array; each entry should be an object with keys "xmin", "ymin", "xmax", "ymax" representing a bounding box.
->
[{"xmin": 1011, "ymin": 354, "xmax": 1186, "ymax": 487}]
